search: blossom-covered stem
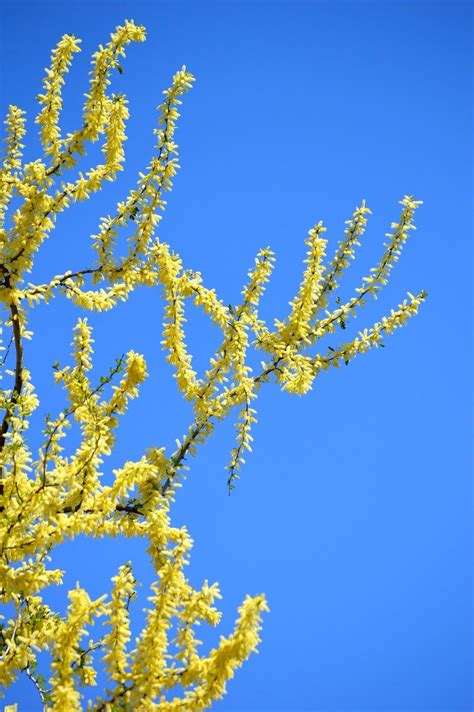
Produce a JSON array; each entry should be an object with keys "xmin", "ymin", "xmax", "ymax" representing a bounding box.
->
[
  {"xmin": 196, "ymin": 249, "xmax": 274, "ymax": 407},
  {"xmin": 44, "ymin": 23, "xmax": 145, "ymax": 178},
  {"xmin": 313, "ymin": 201, "xmax": 371, "ymax": 313},
  {"xmin": 160, "ymin": 421, "xmax": 206, "ymax": 496},
  {"xmin": 92, "ymin": 91, "xmax": 175, "ymax": 272}
]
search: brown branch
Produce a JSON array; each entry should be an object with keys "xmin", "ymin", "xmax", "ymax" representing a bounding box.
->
[
  {"xmin": 91, "ymin": 682, "xmax": 134, "ymax": 712},
  {"xmin": 160, "ymin": 421, "xmax": 206, "ymax": 496},
  {"xmin": 0, "ymin": 282, "xmax": 23, "ymax": 512},
  {"xmin": 24, "ymin": 665, "xmax": 49, "ymax": 710}
]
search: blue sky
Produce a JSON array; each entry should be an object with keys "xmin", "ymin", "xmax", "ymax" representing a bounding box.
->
[{"xmin": 0, "ymin": 1, "xmax": 472, "ymax": 710}]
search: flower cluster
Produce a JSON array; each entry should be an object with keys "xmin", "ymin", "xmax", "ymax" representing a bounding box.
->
[{"xmin": 0, "ymin": 20, "xmax": 425, "ymax": 710}]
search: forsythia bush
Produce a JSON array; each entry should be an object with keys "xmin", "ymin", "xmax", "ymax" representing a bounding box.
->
[{"xmin": 0, "ymin": 20, "xmax": 425, "ymax": 711}]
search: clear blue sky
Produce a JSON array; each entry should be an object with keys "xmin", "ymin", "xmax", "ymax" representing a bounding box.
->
[{"xmin": 0, "ymin": 1, "xmax": 472, "ymax": 710}]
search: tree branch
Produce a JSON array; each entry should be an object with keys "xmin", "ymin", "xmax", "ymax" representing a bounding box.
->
[{"xmin": 0, "ymin": 282, "xmax": 24, "ymax": 511}]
